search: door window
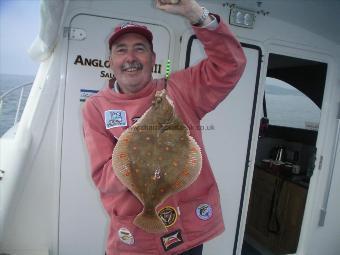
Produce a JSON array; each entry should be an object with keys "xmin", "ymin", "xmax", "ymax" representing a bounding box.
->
[{"xmin": 265, "ymin": 77, "xmax": 321, "ymax": 130}]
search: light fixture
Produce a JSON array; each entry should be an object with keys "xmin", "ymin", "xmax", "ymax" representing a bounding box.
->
[{"xmin": 229, "ymin": 7, "xmax": 256, "ymax": 28}]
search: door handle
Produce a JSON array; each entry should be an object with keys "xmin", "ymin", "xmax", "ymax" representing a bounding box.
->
[{"xmin": 319, "ymin": 118, "xmax": 340, "ymax": 226}]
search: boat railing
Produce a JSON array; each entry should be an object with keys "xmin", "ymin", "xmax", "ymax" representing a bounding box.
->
[{"xmin": 0, "ymin": 82, "xmax": 33, "ymax": 133}]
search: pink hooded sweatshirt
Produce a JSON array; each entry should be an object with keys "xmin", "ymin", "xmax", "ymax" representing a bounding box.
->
[{"xmin": 82, "ymin": 15, "xmax": 246, "ymax": 255}]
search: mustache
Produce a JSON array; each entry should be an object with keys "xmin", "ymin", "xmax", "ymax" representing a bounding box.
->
[{"xmin": 121, "ymin": 61, "xmax": 143, "ymax": 71}]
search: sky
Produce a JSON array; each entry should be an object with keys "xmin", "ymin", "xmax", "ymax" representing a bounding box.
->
[{"xmin": 0, "ymin": 0, "xmax": 40, "ymax": 76}]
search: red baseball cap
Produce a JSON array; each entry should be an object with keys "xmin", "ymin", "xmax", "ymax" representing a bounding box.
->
[{"xmin": 108, "ymin": 22, "xmax": 153, "ymax": 50}]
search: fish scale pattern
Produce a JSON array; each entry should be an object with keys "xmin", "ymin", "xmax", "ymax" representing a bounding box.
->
[{"xmin": 112, "ymin": 89, "xmax": 202, "ymax": 233}]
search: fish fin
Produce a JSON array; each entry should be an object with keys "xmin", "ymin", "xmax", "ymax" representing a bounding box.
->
[{"xmin": 133, "ymin": 209, "xmax": 167, "ymax": 234}]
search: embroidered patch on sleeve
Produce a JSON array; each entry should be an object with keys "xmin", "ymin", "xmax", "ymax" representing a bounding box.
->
[
  {"xmin": 104, "ymin": 110, "xmax": 127, "ymax": 129},
  {"xmin": 160, "ymin": 229, "xmax": 183, "ymax": 251}
]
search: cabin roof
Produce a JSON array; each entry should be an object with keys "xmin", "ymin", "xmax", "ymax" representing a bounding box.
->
[{"xmin": 232, "ymin": 0, "xmax": 340, "ymax": 44}]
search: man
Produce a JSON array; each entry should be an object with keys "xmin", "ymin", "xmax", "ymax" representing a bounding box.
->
[{"xmin": 82, "ymin": 0, "xmax": 246, "ymax": 254}]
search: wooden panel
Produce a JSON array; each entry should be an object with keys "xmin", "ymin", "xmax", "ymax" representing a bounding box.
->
[
  {"xmin": 278, "ymin": 182, "xmax": 307, "ymax": 253},
  {"xmin": 246, "ymin": 167, "xmax": 307, "ymax": 254}
]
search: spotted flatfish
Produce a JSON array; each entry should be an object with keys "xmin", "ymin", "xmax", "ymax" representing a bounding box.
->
[{"xmin": 112, "ymin": 89, "xmax": 202, "ymax": 233}]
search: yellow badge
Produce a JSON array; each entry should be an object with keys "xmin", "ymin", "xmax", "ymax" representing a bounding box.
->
[{"xmin": 158, "ymin": 206, "xmax": 178, "ymax": 228}]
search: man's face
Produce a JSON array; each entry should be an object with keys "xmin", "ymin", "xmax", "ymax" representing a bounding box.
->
[{"xmin": 110, "ymin": 33, "xmax": 155, "ymax": 94}]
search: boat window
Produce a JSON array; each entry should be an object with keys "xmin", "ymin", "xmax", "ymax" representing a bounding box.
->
[
  {"xmin": 264, "ymin": 53, "xmax": 327, "ymax": 133},
  {"xmin": 265, "ymin": 77, "xmax": 320, "ymax": 130},
  {"xmin": 0, "ymin": 0, "xmax": 40, "ymax": 136}
]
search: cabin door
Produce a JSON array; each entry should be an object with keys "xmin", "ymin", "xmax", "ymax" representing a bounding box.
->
[
  {"xmin": 60, "ymin": 14, "xmax": 170, "ymax": 255},
  {"xmin": 241, "ymin": 53, "xmax": 329, "ymax": 255},
  {"xmin": 182, "ymin": 35, "xmax": 262, "ymax": 255}
]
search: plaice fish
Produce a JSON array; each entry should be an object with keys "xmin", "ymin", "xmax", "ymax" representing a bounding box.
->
[{"xmin": 112, "ymin": 89, "xmax": 202, "ymax": 233}]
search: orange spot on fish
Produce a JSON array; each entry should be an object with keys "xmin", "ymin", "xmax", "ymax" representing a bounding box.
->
[
  {"xmin": 189, "ymin": 159, "xmax": 197, "ymax": 166},
  {"xmin": 173, "ymin": 180, "xmax": 181, "ymax": 188},
  {"xmin": 119, "ymin": 153, "xmax": 127, "ymax": 159},
  {"xmin": 182, "ymin": 169, "xmax": 190, "ymax": 176}
]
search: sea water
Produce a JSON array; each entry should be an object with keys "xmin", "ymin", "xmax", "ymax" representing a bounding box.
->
[
  {"xmin": 0, "ymin": 74, "xmax": 321, "ymax": 137},
  {"xmin": 0, "ymin": 74, "xmax": 33, "ymax": 137}
]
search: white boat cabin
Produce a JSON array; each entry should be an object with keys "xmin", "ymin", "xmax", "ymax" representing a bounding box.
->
[{"xmin": 0, "ymin": 0, "xmax": 339, "ymax": 255}]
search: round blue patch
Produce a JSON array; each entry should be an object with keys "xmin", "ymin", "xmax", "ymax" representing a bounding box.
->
[{"xmin": 196, "ymin": 203, "xmax": 212, "ymax": 220}]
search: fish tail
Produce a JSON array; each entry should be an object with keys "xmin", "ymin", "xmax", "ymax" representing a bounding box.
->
[{"xmin": 134, "ymin": 210, "xmax": 167, "ymax": 234}]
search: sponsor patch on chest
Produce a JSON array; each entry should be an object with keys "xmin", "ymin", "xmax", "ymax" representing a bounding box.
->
[
  {"xmin": 160, "ymin": 229, "xmax": 183, "ymax": 251},
  {"xmin": 117, "ymin": 227, "xmax": 134, "ymax": 245},
  {"xmin": 158, "ymin": 206, "xmax": 178, "ymax": 228},
  {"xmin": 196, "ymin": 203, "xmax": 213, "ymax": 220},
  {"xmin": 104, "ymin": 110, "xmax": 127, "ymax": 129}
]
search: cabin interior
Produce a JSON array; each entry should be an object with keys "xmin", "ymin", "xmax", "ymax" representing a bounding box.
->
[{"xmin": 241, "ymin": 53, "xmax": 327, "ymax": 255}]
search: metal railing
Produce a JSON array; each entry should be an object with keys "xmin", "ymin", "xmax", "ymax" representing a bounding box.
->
[{"xmin": 0, "ymin": 82, "xmax": 33, "ymax": 129}]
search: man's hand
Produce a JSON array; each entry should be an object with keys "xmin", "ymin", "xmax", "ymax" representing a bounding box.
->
[{"xmin": 155, "ymin": 0, "xmax": 213, "ymax": 26}]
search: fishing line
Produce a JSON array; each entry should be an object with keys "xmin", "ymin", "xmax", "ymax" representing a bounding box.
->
[{"xmin": 164, "ymin": 59, "xmax": 171, "ymax": 90}]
